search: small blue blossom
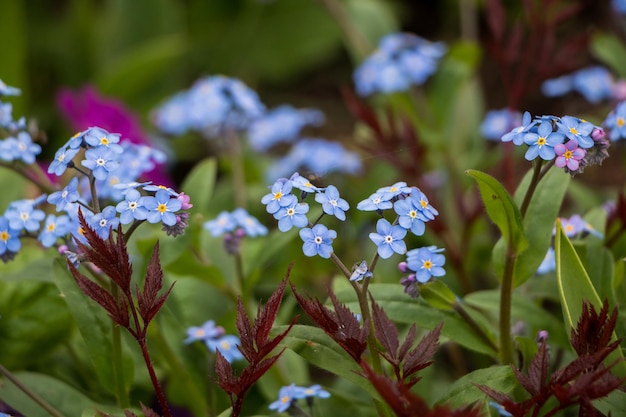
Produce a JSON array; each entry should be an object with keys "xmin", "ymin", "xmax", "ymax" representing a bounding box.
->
[
  {"xmin": 144, "ymin": 189, "xmax": 182, "ymax": 226},
  {"xmin": 115, "ymin": 189, "xmax": 149, "ymax": 224},
  {"xmin": 541, "ymin": 75, "xmax": 574, "ymax": 97},
  {"xmin": 481, "ymin": 109, "xmax": 522, "ymax": 141},
  {"xmin": 572, "ymin": 66, "xmax": 614, "ymax": 104},
  {"xmin": 489, "ymin": 402, "xmax": 513, "ymax": 417},
  {"xmin": 0, "ymin": 102, "xmax": 13, "ymax": 127},
  {"xmin": 298, "ymin": 384, "xmax": 331, "ymax": 400},
  {"xmin": 269, "ymin": 384, "xmax": 300, "ymax": 413},
  {"xmin": 82, "ymin": 126, "xmax": 123, "ymax": 152},
  {"xmin": 113, "ymin": 181, "xmax": 152, "ymax": 194},
  {"xmin": 394, "ymin": 196, "xmax": 427, "ymax": 236},
  {"xmin": 231, "ymin": 208, "xmax": 268, "ymax": 237},
  {"xmin": 406, "ymin": 246, "xmax": 446, "ymax": 283},
  {"xmin": 557, "ymin": 116, "xmax": 594, "ymax": 148},
  {"xmin": 184, "ymin": 320, "xmax": 225, "ymax": 344},
  {"xmin": 204, "ymin": 211, "xmax": 236, "ymax": 236},
  {"xmin": 142, "ymin": 184, "xmax": 179, "ymax": 196},
  {"xmin": 207, "ymin": 334, "xmax": 244, "ymax": 363},
  {"xmin": 37, "ymin": 214, "xmax": 71, "ymax": 248},
  {"xmin": 48, "ymin": 145, "xmax": 80, "ymax": 176},
  {"xmin": 614, "ymin": 0, "xmax": 626, "ymax": 13},
  {"xmin": 0, "ymin": 79, "xmax": 21, "ymax": 96},
  {"xmin": 299, "ymin": 224, "xmax": 336, "ymax": 258},
  {"xmin": 261, "ymin": 178, "xmax": 298, "ymax": 214},
  {"xmin": 376, "ymin": 181, "xmax": 411, "ymax": 200},
  {"xmin": 247, "ymin": 105, "xmax": 324, "ymax": 151},
  {"xmin": 274, "ymin": 201, "xmax": 309, "ymax": 232},
  {"xmin": 81, "ymin": 147, "xmax": 120, "ymax": 181},
  {"xmin": 315, "ymin": 185, "xmax": 349, "ymax": 220},
  {"xmin": 523, "ymin": 121, "xmax": 565, "ymax": 161},
  {"xmin": 47, "ymin": 177, "xmax": 80, "ymax": 211},
  {"xmin": 410, "ymin": 188, "xmax": 439, "ymax": 221},
  {"xmin": 350, "ymin": 260, "xmax": 373, "ymax": 282},
  {"xmin": 291, "ymin": 173, "xmax": 324, "ymax": 194},
  {"xmin": 369, "ymin": 218, "xmax": 407, "ymax": 259},
  {"xmin": 0, "ymin": 216, "xmax": 21, "ymax": 257},
  {"xmin": 356, "ymin": 192, "xmax": 394, "ymax": 212},
  {"xmin": 501, "ymin": 111, "xmax": 533, "ymax": 145},
  {"xmin": 11, "ymin": 131, "xmax": 42, "ymax": 164},
  {"xmin": 89, "ymin": 206, "xmax": 120, "ymax": 239},
  {"xmin": 5, "ymin": 199, "xmax": 46, "ymax": 232},
  {"xmin": 604, "ymin": 101, "xmax": 626, "ymax": 141}
]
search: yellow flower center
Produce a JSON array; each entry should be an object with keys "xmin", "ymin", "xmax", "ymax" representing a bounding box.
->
[
  {"xmin": 0, "ymin": 231, "xmax": 9, "ymax": 242},
  {"xmin": 47, "ymin": 223, "xmax": 56, "ymax": 232},
  {"xmin": 195, "ymin": 329, "xmax": 205, "ymax": 337},
  {"xmin": 100, "ymin": 137, "xmax": 109, "ymax": 145},
  {"xmin": 281, "ymin": 396, "xmax": 290, "ymax": 404},
  {"xmin": 409, "ymin": 210, "xmax": 417, "ymax": 219},
  {"xmin": 420, "ymin": 199, "xmax": 428, "ymax": 209},
  {"xmin": 564, "ymin": 150, "xmax": 573, "ymax": 159},
  {"xmin": 220, "ymin": 341, "xmax": 231, "ymax": 349},
  {"xmin": 569, "ymin": 127, "xmax": 578, "ymax": 135},
  {"xmin": 618, "ymin": 117, "xmax": 625, "ymax": 128},
  {"xmin": 287, "ymin": 208, "xmax": 295, "ymax": 216},
  {"xmin": 537, "ymin": 137, "xmax": 547, "ymax": 146},
  {"xmin": 274, "ymin": 191, "xmax": 283, "ymax": 200},
  {"xmin": 157, "ymin": 203, "xmax": 168, "ymax": 214},
  {"xmin": 422, "ymin": 260, "xmax": 433, "ymax": 270}
]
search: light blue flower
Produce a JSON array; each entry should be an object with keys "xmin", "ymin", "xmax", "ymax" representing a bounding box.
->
[
  {"xmin": 557, "ymin": 116, "xmax": 594, "ymax": 148},
  {"xmin": 48, "ymin": 177, "xmax": 80, "ymax": 212},
  {"xmin": 572, "ymin": 66, "xmax": 614, "ymax": 104},
  {"xmin": 204, "ymin": 211, "xmax": 236, "ymax": 236},
  {"xmin": 410, "ymin": 188, "xmax": 438, "ymax": 221},
  {"xmin": 142, "ymin": 184, "xmax": 179, "ymax": 196},
  {"xmin": 115, "ymin": 189, "xmax": 149, "ymax": 224},
  {"xmin": 0, "ymin": 79, "xmax": 21, "ymax": 96},
  {"xmin": 274, "ymin": 201, "xmax": 309, "ymax": 232},
  {"xmin": 231, "ymin": 208, "xmax": 268, "ymax": 237},
  {"xmin": 299, "ymin": 224, "xmax": 336, "ymax": 258},
  {"xmin": 89, "ymin": 206, "xmax": 120, "ymax": 239},
  {"xmin": 247, "ymin": 105, "xmax": 324, "ymax": 151},
  {"xmin": 144, "ymin": 189, "xmax": 182, "ymax": 226},
  {"xmin": 184, "ymin": 320, "xmax": 224, "ymax": 344},
  {"xmin": 357, "ymin": 192, "xmax": 393, "ymax": 212},
  {"xmin": 376, "ymin": 181, "xmax": 411, "ymax": 200},
  {"xmin": 604, "ymin": 101, "xmax": 626, "ymax": 141},
  {"xmin": 369, "ymin": 218, "xmax": 407, "ymax": 259},
  {"xmin": 37, "ymin": 214, "xmax": 71, "ymax": 248},
  {"xmin": 536, "ymin": 247, "xmax": 555, "ymax": 275},
  {"xmin": 261, "ymin": 178, "xmax": 297, "ymax": 214},
  {"xmin": 269, "ymin": 384, "xmax": 300, "ymax": 413},
  {"xmin": 83, "ymin": 126, "xmax": 123, "ymax": 153},
  {"xmin": 291, "ymin": 173, "xmax": 324, "ymax": 194},
  {"xmin": 541, "ymin": 74, "xmax": 574, "ymax": 97},
  {"xmin": 81, "ymin": 147, "xmax": 120, "ymax": 181},
  {"xmin": 315, "ymin": 185, "xmax": 349, "ymax": 220},
  {"xmin": 481, "ymin": 109, "xmax": 521, "ymax": 141},
  {"xmin": 0, "ymin": 216, "xmax": 21, "ymax": 256},
  {"xmin": 523, "ymin": 121, "xmax": 565, "ymax": 161},
  {"xmin": 48, "ymin": 145, "xmax": 80, "ymax": 176},
  {"xmin": 501, "ymin": 111, "xmax": 533, "ymax": 145},
  {"xmin": 350, "ymin": 260, "xmax": 373, "ymax": 282},
  {"xmin": 5, "ymin": 198, "xmax": 46, "ymax": 232},
  {"xmin": 406, "ymin": 246, "xmax": 446, "ymax": 283},
  {"xmin": 207, "ymin": 334, "xmax": 244, "ymax": 363},
  {"xmin": 394, "ymin": 196, "xmax": 427, "ymax": 236},
  {"xmin": 297, "ymin": 384, "xmax": 331, "ymax": 400}
]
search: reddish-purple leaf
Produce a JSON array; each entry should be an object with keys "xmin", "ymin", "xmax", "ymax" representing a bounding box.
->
[
  {"xmin": 139, "ymin": 403, "xmax": 162, "ymax": 417},
  {"xmin": 371, "ymin": 299, "xmax": 399, "ymax": 363},
  {"xmin": 402, "ymin": 323, "xmax": 442, "ymax": 381},
  {"xmin": 571, "ymin": 300, "xmax": 617, "ymax": 357}
]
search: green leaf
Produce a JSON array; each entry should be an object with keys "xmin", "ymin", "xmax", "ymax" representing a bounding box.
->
[
  {"xmin": 181, "ymin": 157, "xmax": 217, "ymax": 217},
  {"xmin": 0, "ymin": 246, "xmax": 55, "ymax": 282},
  {"xmin": 52, "ymin": 260, "xmax": 130, "ymax": 397},
  {"xmin": 436, "ymin": 365, "xmax": 516, "ymax": 408},
  {"xmin": 420, "ymin": 279, "xmax": 457, "ymax": 310},
  {"xmin": 467, "ymin": 169, "xmax": 527, "ymax": 254},
  {"xmin": 591, "ymin": 32, "xmax": 626, "ymax": 79},
  {"xmin": 336, "ymin": 284, "xmax": 497, "ymax": 356},
  {"xmin": 277, "ymin": 324, "xmax": 379, "ymax": 398},
  {"xmin": 493, "ymin": 167, "xmax": 570, "ymax": 287},
  {"xmin": 0, "ymin": 371, "xmax": 100, "ymax": 417},
  {"xmin": 555, "ymin": 221, "xmax": 626, "ymax": 376}
]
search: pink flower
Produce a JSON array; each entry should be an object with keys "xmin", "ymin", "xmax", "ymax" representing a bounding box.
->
[{"xmin": 554, "ymin": 140, "xmax": 586, "ymax": 171}]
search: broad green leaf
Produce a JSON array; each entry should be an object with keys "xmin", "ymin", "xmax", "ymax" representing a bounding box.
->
[
  {"xmin": 0, "ymin": 280, "xmax": 72, "ymax": 368},
  {"xmin": 493, "ymin": 167, "xmax": 570, "ymax": 287},
  {"xmin": 181, "ymin": 157, "xmax": 217, "ymax": 217},
  {"xmin": 336, "ymin": 284, "xmax": 497, "ymax": 356},
  {"xmin": 0, "ymin": 371, "xmax": 107, "ymax": 417},
  {"xmin": 420, "ymin": 279, "xmax": 457, "ymax": 310},
  {"xmin": 555, "ymin": 222, "xmax": 626, "ymax": 376},
  {"xmin": 467, "ymin": 169, "xmax": 527, "ymax": 254},
  {"xmin": 277, "ymin": 324, "xmax": 380, "ymax": 399},
  {"xmin": 591, "ymin": 32, "xmax": 626, "ymax": 79},
  {"xmin": 0, "ymin": 246, "xmax": 55, "ymax": 282},
  {"xmin": 594, "ymin": 390, "xmax": 626, "ymax": 416},
  {"xmin": 436, "ymin": 365, "xmax": 515, "ymax": 408},
  {"xmin": 52, "ymin": 260, "xmax": 133, "ymax": 398}
]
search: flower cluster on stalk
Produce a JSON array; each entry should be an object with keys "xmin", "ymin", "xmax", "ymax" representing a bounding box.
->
[
  {"xmin": 0, "ymin": 79, "xmax": 190, "ymax": 262},
  {"xmin": 262, "ymin": 175, "xmax": 446, "ymax": 292},
  {"xmin": 500, "ymin": 112, "xmax": 609, "ymax": 175},
  {"xmin": 268, "ymin": 383, "xmax": 330, "ymax": 413},
  {"xmin": 203, "ymin": 208, "xmax": 267, "ymax": 254},
  {"xmin": 184, "ymin": 320, "xmax": 244, "ymax": 363}
]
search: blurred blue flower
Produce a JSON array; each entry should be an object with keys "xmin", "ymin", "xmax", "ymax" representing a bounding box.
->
[
  {"xmin": 0, "ymin": 79, "xmax": 21, "ymax": 96},
  {"xmin": 231, "ymin": 208, "xmax": 268, "ymax": 237},
  {"xmin": 0, "ymin": 102, "xmax": 13, "ymax": 127},
  {"xmin": 572, "ymin": 66, "xmax": 614, "ymax": 103},
  {"xmin": 0, "ymin": 216, "xmax": 21, "ymax": 257},
  {"xmin": 536, "ymin": 247, "xmax": 556, "ymax": 275},
  {"xmin": 604, "ymin": 101, "xmax": 626, "ymax": 141},
  {"xmin": 184, "ymin": 320, "xmax": 225, "ymax": 344},
  {"xmin": 489, "ymin": 402, "xmax": 513, "ymax": 417},
  {"xmin": 47, "ymin": 177, "xmax": 79, "ymax": 212},
  {"xmin": 247, "ymin": 105, "xmax": 324, "ymax": 151},
  {"xmin": 315, "ymin": 185, "xmax": 349, "ymax": 220},
  {"xmin": 37, "ymin": 214, "xmax": 71, "ymax": 248},
  {"xmin": 89, "ymin": 206, "xmax": 119, "ymax": 239},
  {"xmin": 116, "ymin": 189, "xmax": 149, "ymax": 224},
  {"xmin": 299, "ymin": 224, "xmax": 336, "ymax": 258},
  {"xmin": 81, "ymin": 147, "xmax": 120, "ymax": 181},
  {"xmin": 204, "ymin": 211, "xmax": 236, "ymax": 236},
  {"xmin": 376, "ymin": 181, "xmax": 411, "ymax": 200},
  {"xmin": 406, "ymin": 246, "xmax": 446, "ymax": 282},
  {"xmin": 481, "ymin": 109, "xmax": 522, "ymax": 141},
  {"xmin": 394, "ymin": 196, "xmax": 427, "ymax": 236},
  {"xmin": 523, "ymin": 121, "xmax": 565, "ymax": 161},
  {"xmin": 143, "ymin": 184, "xmax": 179, "ymax": 196},
  {"xmin": 269, "ymin": 384, "xmax": 299, "ymax": 413},
  {"xmin": 144, "ymin": 189, "xmax": 182, "ymax": 226},
  {"xmin": 353, "ymin": 32, "xmax": 446, "ymax": 96},
  {"xmin": 298, "ymin": 384, "xmax": 331, "ymax": 400},
  {"xmin": 541, "ymin": 75, "xmax": 574, "ymax": 98},
  {"xmin": 207, "ymin": 334, "xmax": 244, "ymax": 363},
  {"xmin": 83, "ymin": 126, "xmax": 123, "ymax": 153},
  {"xmin": 613, "ymin": 0, "xmax": 626, "ymax": 13},
  {"xmin": 5, "ymin": 198, "xmax": 46, "ymax": 232},
  {"xmin": 369, "ymin": 218, "xmax": 407, "ymax": 259},
  {"xmin": 274, "ymin": 201, "xmax": 309, "ymax": 232},
  {"xmin": 1, "ymin": 131, "xmax": 42, "ymax": 164}
]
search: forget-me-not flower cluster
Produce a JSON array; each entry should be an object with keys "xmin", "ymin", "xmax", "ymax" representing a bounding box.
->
[
  {"xmin": 268, "ymin": 383, "xmax": 330, "ymax": 413},
  {"xmin": 184, "ymin": 320, "xmax": 244, "ymax": 363}
]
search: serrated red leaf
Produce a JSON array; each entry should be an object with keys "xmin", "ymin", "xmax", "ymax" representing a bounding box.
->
[
  {"xmin": 139, "ymin": 402, "xmax": 162, "ymax": 417},
  {"xmin": 524, "ymin": 340, "xmax": 550, "ymax": 396},
  {"xmin": 402, "ymin": 323, "xmax": 441, "ymax": 383},
  {"xmin": 253, "ymin": 277, "xmax": 287, "ymax": 349},
  {"xmin": 571, "ymin": 300, "xmax": 617, "ymax": 357},
  {"xmin": 371, "ymin": 300, "xmax": 399, "ymax": 363}
]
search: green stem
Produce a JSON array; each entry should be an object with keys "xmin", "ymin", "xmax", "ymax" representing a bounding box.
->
[
  {"xmin": 453, "ymin": 300, "xmax": 499, "ymax": 354},
  {"xmin": 0, "ymin": 364, "xmax": 68, "ymax": 417},
  {"xmin": 110, "ymin": 285, "xmax": 130, "ymax": 408},
  {"xmin": 499, "ymin": 243, "xmax": 516, "ymax": 365},
  {"xmin": 0, "ymin": 162, "xmax": 55, "ymax": 194}
]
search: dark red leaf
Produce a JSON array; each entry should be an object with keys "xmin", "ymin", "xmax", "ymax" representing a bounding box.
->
[
  {"xmin": 402, "ymin": 322, "xmax": 442, "ymax": 381},
  {"xmin": 371, "ymin": 299, "xmax": 399, "ymax": 363},
  {"xmin": 397, "ymin": 324, "xmax": 417, "ymax": 360},
  {"xmin": 571, "ymin": 300, "xmax": 617, "ymax": 357},
  {"xmin": 524, "ymin": 339, "xmax": 550, "ymax": 396},
  {"xmin": 253, "ymin": 276, "xmax": 287, "ymax": 351},
  {"xmin": 139, "ymin": 403, "xmax": 162, "ymax": 417}
]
